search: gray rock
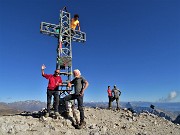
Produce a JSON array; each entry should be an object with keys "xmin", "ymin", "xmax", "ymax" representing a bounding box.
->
[
  {"xmin": 65, "ymin": 130, "xmax": 73, "ymax": 135},
  {"xmin": 89, "ymin": 124, "xmax": 97, "ymax": 129},
  {"xmin": 89, "ymin": 130, "xmax": 99, "ymax": 135},
  {"xmin": 99, "ymin": 126, "xmax": 107, "ymax": 134},
  {"xmin": 14, "ymin": 123, "xmax": 29, "ymax": 131}
]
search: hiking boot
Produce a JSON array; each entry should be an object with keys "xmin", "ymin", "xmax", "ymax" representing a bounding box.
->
[
  {"xmin": 72, "ymin": 121, "xmax": 78, "ymax": 127},
  {"xmin": 44, "ymin": 113, "xmax": 49, "ymax": 118},
  {"xmin": 54, "ymin": 112, "xmax": 60, "ymax": 117},
  {"xmin": 80, "ymin": 120, "xmax": 86, "ymax": 126},
  {"xmin": 76, "ymin": 120, "xmax": 86, "ymax": 129},
  {"xmin": 65, "ymin": 111, "xmax": 70, "ymax": 118},
  {"xmin": 107, "ymin": 107, "xmax": 112, "ymax": 110}
]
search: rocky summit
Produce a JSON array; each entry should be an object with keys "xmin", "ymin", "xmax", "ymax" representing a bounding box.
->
[{"xmin": 0, "ymin": 107, "xmax": 179, "ymax": 135}]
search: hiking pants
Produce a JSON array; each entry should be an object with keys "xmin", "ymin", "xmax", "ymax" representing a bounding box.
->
[
  {"xmin": 47, "ymin": 90, "xmax": 59, "ymax": 113},
  {"xmin": 63, "ymin": 94, "xmax": 84, "ymax": 122},
  {"xmin": 108, "ymin": 96, "xmax": 113, "ymax": 108},
  {"xmin": 112, "ymin": 97, "xmax": 120, "ymax": 108}
]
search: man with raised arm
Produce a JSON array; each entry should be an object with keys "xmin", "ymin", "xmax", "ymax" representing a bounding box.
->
[{"xmin": 41, "ymin": 64, "xmax": 62, "ymax": 117}]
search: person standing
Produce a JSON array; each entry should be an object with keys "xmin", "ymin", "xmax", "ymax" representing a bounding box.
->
[
  {"xmin": 107, "ymin": 86, "xmax": 113, "ymax": 109},
  {"xmin": 112, "ymin": 85, "xmax": 121, "ymax": 110},
  {"xmin": 41, "ymin": 64, "xmax": 62, "ymax": 117},
  {"xmin": 64, "ymin": 69, "xmax": 89, "ymax": 129}
]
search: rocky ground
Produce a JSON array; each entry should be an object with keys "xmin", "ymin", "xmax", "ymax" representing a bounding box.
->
[{"xmin": 0, "ymin": 107, "xmax": 179, "ymax": 135}]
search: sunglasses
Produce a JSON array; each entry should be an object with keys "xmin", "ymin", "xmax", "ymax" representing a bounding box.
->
[{"xmin": 55, "ymin": 71, "xmax": 60, "ymax": 74}]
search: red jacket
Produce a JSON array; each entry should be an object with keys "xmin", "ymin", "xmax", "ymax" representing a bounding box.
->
[
  {"xmin": 43, "ymin": 74, "xmax": 62, "ymax": 90},
  {"xmin": 107, "ymin": 89, "xmax": 112, "ymax": 97}
]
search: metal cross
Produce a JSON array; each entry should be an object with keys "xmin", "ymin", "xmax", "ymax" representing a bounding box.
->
[{"xmin": 40, "ymin": 7, "xmax": 86, "ymax": 94}]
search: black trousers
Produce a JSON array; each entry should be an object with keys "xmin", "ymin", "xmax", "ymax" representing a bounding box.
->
[
  {"xmin": 63, "ymin": 94, "xmax": 84, "ymax": 122},
  {"xmin": 108, "ymin": 96, "xmax": 113, "ymax": 108},
  {"xmin": 47, "ymin": 90, "xmax": 59, "ymax": 113}
]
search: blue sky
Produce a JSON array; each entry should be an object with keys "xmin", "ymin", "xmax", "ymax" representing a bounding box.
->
[{"xmin": 0, "ymin": 0, "xmax": 180, "ymax": 103}]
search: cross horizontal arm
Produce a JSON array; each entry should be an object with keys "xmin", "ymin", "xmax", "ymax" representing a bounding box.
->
[
  {"xmin": 40, "ymin": 22, "xmax": 59, "ymax": 38},
  {"xmin": 40, "ymin": 22, "xmax": 86, "ymax": 43},
  {"xmin": 71, "ymin": 30, "xmax": 86, "ymax": 43}
]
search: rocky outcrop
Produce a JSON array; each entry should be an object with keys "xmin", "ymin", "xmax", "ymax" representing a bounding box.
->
[
  {"xmin": 173, "ymin": 114, "xmax": 180, "ymax": 124},
  {"xmin": 0, "ymin": 107, "xmax": 179, "ymax": 135}
]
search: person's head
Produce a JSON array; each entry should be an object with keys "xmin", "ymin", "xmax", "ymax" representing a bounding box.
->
[
  {"xmin": 74, "ymin": 14, "xmax": 79, "ymax": 20},
  {"xmin": 108, "ymin": 86, "xmax": 110, "ymax": 89},
  {"xmin": 54, "ymin": 69, "xmax": 60, "ymax": 76},
  {"xmin": 114, "ymin": 85, "xmax": 116, "ymax": 88},
  {"xmin": 73, "ymin": 69, "xmax": 81, "ymax": 77}
]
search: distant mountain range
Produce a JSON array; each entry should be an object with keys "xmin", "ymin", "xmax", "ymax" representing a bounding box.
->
[
  {"xmin": 2, "ymin": 100, "xmax": 47, "ymax": 112},
  {"xmin": 0, "ymin": 103, "xmax": 20, "ymax": 116},
  {"xmin": 84, "ymin": 101, "xmax": 180, "ymax": 111},
  {"xmin": 0, "ymin": 100, "xmax": 179, "ymax": 121},
  {"xmin": 84, "ymin": 101, "xmax": 180, "ymax": 120}
]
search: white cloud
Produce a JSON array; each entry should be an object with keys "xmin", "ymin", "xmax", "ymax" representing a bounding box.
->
[{"xmin": 159, "ymin": 90, "xmax": 179, "ymax": 102}]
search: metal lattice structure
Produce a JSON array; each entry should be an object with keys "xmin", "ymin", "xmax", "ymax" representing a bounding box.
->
[{"xmin": 40, "ymin": 8, "xmax": 86, "ymax": 96}]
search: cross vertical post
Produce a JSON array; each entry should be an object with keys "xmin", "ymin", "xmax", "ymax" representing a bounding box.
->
[{"xmin": 40, "ymin": 7, "xmax": 86, "ymax": 97}]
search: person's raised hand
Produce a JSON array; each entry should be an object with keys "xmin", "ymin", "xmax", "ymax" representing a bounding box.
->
[{"xmin": 41, "ymin": 64, "xmax": 46, "ymax": 70}]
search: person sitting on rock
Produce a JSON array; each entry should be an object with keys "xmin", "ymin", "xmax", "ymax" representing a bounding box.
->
[
  {"xmin": 64, "ymin": 14, "xmax": 81, "ymax": 46},
  {"xmin": 71, "ymin": 14, "xmax": 80, "ymax": 31}
]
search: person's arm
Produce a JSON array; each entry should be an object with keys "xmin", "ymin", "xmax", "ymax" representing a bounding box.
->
[
  {"xmin": 41, "ymin": 64, "xmax": 46, "ymax": 76},
  {"xmin": 77, "ymin": 22, "xmax": 80, "ymax": 31},
  {"xmin": 58, "ymin": 77, "xmax": 63, "ymax": 86},
  {"xmin": 67, "ymin": 79, "xmax": 74, "ymax": 88},
  {"xmin": 119, "ymin": 89, "xmax": 121, "ymax": 96},
  {"xmin": 79, "ymin": 80, "xmax": 89, "ymax": 96},
  {"xmin": 107, "ymin": 90, "xmax": 111, "ymax": 95},
  {"xmin": 111, "ymin": 89, "xmax": 114, "ymax": 97}
]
